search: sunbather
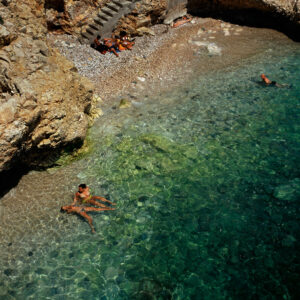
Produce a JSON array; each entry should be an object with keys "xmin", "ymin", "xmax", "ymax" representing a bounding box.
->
[
  {"xmin": 93, "ymin": 35, "xmax": 108, "ymax": 55},
  {"xmin": 119, "ymin": 31, "xmax": 135, "ymax": 50},
  {"xmin": 103, "ymin": 37, "xmax": 119, "ymax": 57},
  {"xmin": 171, "ymin": 15, "xmax": 192, "ymax": 28}
]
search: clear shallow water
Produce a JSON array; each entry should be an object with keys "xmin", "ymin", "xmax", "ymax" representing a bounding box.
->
[{"xmin": 1, "ymin": 43, "xmax": 300, "ymax": 299}]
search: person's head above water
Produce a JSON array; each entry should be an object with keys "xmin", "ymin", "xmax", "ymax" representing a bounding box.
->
[{"xmin": 97, "ymin": 35, "xmax": 101, "ymax": 39}]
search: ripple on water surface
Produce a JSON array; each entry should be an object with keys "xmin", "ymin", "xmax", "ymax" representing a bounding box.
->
[{"xmin": 0, "ymin": 43, "xmax": 299, "ymax": 299}]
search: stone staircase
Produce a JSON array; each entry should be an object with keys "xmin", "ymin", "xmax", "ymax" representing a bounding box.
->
[{"xmin": 80, "ymin": 0, "xmax": 139, "ymax": 44}]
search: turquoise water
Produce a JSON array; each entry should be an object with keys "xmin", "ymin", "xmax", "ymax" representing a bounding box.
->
[{"xmin": 1, "ymin": 43, "xmax": 300, "ymax": 299}]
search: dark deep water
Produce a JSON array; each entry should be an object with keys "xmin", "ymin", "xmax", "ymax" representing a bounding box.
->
[{"xmin": 0, "ymin": 40, "xmax": 299, "ymax": 299}]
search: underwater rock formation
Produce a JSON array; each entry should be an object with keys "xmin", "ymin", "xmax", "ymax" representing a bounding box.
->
[{"xmin": 0, "ymin": 0, "xmax": 94, "ymax": 172}]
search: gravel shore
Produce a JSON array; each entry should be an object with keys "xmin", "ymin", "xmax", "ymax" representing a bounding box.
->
[{"xmin": 47, "ymin": 17, "xmax": 291, "ymax": 105}]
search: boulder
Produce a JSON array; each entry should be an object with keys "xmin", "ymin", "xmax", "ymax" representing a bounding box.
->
[
  {"xmin": 0, "ymin": 0, "xmax": 94, "ymax": 172},
  {"xmin": 187, "ymin": 0, "xmax": 300, "ymax": 40}
]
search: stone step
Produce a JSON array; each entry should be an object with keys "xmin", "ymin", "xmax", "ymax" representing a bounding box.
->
[
  {"xmin": 101, "ymin": 7, "xmax": 115, "ymax": 17},
  {"xmin": 98, "ymin": 12, "xmax": 109, "ymax": 21},
  {"xmin": 94, "ymin": 18, "xmax": 105, "ymax": 26},
  {"xmin": 86, "ymin": 27, "xmax": 96, "ymax": 35},
  {"xmin": 81, "ymin": 32, "xmax": 93, "ymax": 40},
  {"xmin": 111, "ymin": 0, "xmax": 124, "ymax": 8},
  {"xmin": 80, "ymin": 0, "xmax": 139, "ymax": 44},
  {"xmin": 106, "ymin": 2, "xmax": 119, "ymax": 12},
  {"xmin": 89, "ymin": 23, "xmax": 99, "ymax": 31}
]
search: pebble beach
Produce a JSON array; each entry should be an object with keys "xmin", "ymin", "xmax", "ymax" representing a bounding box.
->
[{"xmin": 47, "ymin": 17, "xmax": 291, "ymax": 104}]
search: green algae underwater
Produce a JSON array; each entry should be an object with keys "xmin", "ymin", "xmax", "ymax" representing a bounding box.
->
[{"xmin": 1, "ymin": 43, "xmax": 300, "ymax": 299}]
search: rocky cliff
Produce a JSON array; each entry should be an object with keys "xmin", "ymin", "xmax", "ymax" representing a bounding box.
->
[
  {"xmin": 0, "ymin": 0, "xmax": 94, "ymax": 174},
  {"xmin": 187, "ymin": 0, "xmax": 300, "ymax": 40}
]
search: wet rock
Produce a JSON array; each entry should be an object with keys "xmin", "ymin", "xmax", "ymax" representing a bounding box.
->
[
  {"xmin": 282, "ymin": 235, "xmax": 297, "ymax": 247},
  {"xmin": 4, "ymin": 268, "xmax": 14, "ymax": 276},
  {"xmin": 136, "ymin": 27, "xmax": 155, "ymax": 36},
  {"xmin": 119, "ymin": 98, "xmax": 132, "ymax": 109},
  {"xmin": 0, "ymin": 1, "xmax": 94, "ymax": 172},
  {"xmin": 273, "ymin": 178, "xmax": 300, "ymax": 201}
]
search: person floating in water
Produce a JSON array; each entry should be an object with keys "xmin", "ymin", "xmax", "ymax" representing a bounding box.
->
[
  {"xmin": 61, "ymin": 205, "xmax": 115, "ymax": 233},
  {"xmin": 73, "ymin": 184, "xmax": 116, "ymax": 207},
  {"xmin": 260, "ymin": 74, "xmax": 289, "ymax": 88},
  {"xmin": 61, "ymin": 184, "xmax": 116, "ymax": 233}
]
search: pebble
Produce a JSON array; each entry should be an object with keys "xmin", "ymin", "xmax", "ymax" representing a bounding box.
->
[{"xmin": 137, "ymin": 76, "xmax": 146, "ymax": 82}]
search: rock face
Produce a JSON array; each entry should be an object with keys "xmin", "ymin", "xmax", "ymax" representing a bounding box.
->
[
  {"xmin": 0, "ymin": 0, "xmax": 93, "ymax": 172},
  {"xmin": 187, "ymin": 0, "xmax": 300, "ymax": 40},
  {"xmin": 45, "ymin": 0, "xmax": 104, "ymax": 35},
  {"xmin": 115, "ymin": 0, "xmax": 168, "ymax": 36}
]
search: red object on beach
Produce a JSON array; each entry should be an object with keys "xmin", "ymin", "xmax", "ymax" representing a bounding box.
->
[{"xmin": 172, "ymin": 16, "xmax": 192, "ymax": 28}]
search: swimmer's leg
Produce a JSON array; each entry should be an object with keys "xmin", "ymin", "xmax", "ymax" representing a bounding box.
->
[
  {"xmin": 78, "ymin": 211, "xmax": 96, "ymax": 233},
  {"xmin": 83, "ymin": 207, "xmax": 116, "ymax": 212},
  {"xmin": 90, "ymin": 196, "xmax": 117, "ymax": 206},
  {"xmin": 110, "ymin": 48, "xmax": 119, "ymax": 57},
  {"xmin": 87, "ymin": 198, "xmax": 108, "ymax": 208}
]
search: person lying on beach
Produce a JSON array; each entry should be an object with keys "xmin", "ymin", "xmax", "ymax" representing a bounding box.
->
[
  {"xmin": 93, "ymin": 35, "xmax": 109, "ymax": 55},
  {"xmin": 119, "ymin": 30, "xmax": 135, "ymax": 50},
  {"xmin": 103, "ymin": 37, "xmax": 119, "ymax": 57},
  {"xmin": 61, "ymin": 205, "xmax": 115, "ymax": 233},
  {"xmin": 260, "ymin": 74, "xmax": 289, "ymax": 88},
  {"xmin": 72, "ymin": 183, "xmax": 116, "ymax": 208},
  {"xmin": 171, "ymin": 15, "xmax": 192, "ymax": 28}
]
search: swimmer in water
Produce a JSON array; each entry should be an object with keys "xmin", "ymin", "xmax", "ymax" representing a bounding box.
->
[
  {"xmin": 61, "ymin": 204, "xmax": 115, "ymax": 233},
  {"xmin": 260, "ymin": 74, "xmax": 289, "ymax": 88},
  {"xmin": 61, "ymin": 184, "xmax": 116, "ymax": 233},
  {"xmin": 72, "ymin": 184, "xmax": 116, "ymax": 208}
]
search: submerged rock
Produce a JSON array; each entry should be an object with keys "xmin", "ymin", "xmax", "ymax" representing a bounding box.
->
[
  {"xmin": 273, "ymin": 178, "xmax": 300, "ymax": 202},
  {"xmin": 119, "ymin": 98, "xmax": 132, "ymax": 109}
]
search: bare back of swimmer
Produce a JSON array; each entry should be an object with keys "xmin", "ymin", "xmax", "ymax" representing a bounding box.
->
[{"xmin": 72, "ymin": 184, "xmax": 116, "ymax": 208}]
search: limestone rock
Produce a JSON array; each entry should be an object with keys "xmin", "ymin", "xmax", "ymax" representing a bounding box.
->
[
  {"xmin": 187, "ymin": 0, "xmax": 300, "ymax": 39},
  {"xmin": 0, "ymin": 0, "xmax": 94, "ymax": 172},
  {"xmin": 136, "ymin": 27, "xmax": 155, "ymax": 36},
  {"xmin": 114, "ymin": 0, "xmax": 168, "ymax": 36},
  {"xmin": 45, "ymin": 0, "xmax": 103, "ymax": 35}
]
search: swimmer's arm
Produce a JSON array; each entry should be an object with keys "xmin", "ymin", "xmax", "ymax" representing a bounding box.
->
[{"xmin": 71, "ymin": 193, "xmax": 79, "ymax": 205}]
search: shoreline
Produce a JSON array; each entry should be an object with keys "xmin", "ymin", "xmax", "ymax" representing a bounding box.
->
[{"xmin": 47, "ymin": 16, "xmax": 293, "ymax": 106}]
